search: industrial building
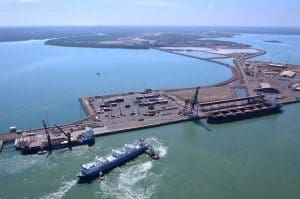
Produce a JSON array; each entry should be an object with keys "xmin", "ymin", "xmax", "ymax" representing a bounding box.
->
[
  {"xmin": 280, "ymin": 71, "xmax": 296, "ymax": 78},
  {"xmin": 255, "ymin": 83, "xmax": 279, "ymax": 93}
]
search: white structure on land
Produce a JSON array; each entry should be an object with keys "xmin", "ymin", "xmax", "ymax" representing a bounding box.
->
[
  {"xmin": 280, "ymin": 71, "xmax": 296, "ymax": 78},
  {"xmin": 255, "ymin": 83, "xmax": 279, "ymax": 93},
  {"xmin": 269, "ymin": 63, "xmax": 284, "ymax": 68},
  {"xmin": 291, "ymin": 83, "xmax": 300, "ymax": 91}
]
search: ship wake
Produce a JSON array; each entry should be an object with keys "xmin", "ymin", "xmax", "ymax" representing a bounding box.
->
[
  {"xmin": 99, "ymin": 161, "xmax": 157, "ymax": 199},
  {"xmin": 40, "ymin": 180, "xmax": 77, "ymax": 199},
  {"xmin": 97, "ymin": 137, "xmax": 167, "ymax": 199}
]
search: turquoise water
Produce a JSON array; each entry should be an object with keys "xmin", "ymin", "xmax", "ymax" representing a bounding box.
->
[
  {"xmin": 0, "ymin": 40, "xmax": 231, "ymax": 133},
  {"xmin": 1, "ymin": 35, "xmax": 300, "ymax": 199},
  {"xmin": 1, "ymin": 104, "xmax": 300, "ymax": 199},
  {"xmin": 221, "ymin": 34, "xmax": 300, "ymax": 64}
]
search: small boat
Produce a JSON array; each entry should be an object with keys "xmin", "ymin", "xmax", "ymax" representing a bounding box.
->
[
  {"xmin": 145, "ymin": 147, "xmax": 160, "ymax": 160},
  {"xmin": 99, "ymin": 172, "xmax": 105, "ymax": 180},
  {"xmin": 37, "ymin": 150, "xmax": 48, "ymax": 155}
]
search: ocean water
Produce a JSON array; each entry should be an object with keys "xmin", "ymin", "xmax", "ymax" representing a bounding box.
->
[
  {"xmin": 0, "ymin": 40, "xmax": 231, "ymax": 133},
  {"xmin": 1, "ymin": 105, "xmax": 300, "ymax": 199},
  {"xmin": 0, "ymin": 34, "xmax": 300, "ymax": 199},
  {"xmin": 221, "ymin": 34, "xmax": 300, "ymax": 64}
]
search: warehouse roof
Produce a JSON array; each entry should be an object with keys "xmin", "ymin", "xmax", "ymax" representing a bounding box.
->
[{"xmin": 280, "ymin": 70, "xmax": 296, "ymax": 78}]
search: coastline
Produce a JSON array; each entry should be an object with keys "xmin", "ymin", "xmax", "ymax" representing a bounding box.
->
[{"xmin": 1, "ymin": 33, "xmax": 300, "ymax": 143}]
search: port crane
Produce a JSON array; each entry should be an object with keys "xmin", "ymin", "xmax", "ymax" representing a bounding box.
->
[
  {"xmin": 191, "ymin": 87, "xmax": 200, "ymax": 111},
  {"xmin": 184, "ymin": 87, "xmax": 200, "ymax": 118},
  {"xmin": 189, "ymin": 87, "xmax": 212, "ymax": 131},
  {"xmin": 286, "ymin": 55, "xmax": 291, "ymax": 66},
  {"xmin": 185, "ymin": 87, "xmax": 200, "ymax": 118},
  {"xmin": 54, "ymin": 125, "xmax": 72, "ymax": 150},
  {"xmin": 42, "ymin": 120, "xmax": 52, "ymax": 153}
]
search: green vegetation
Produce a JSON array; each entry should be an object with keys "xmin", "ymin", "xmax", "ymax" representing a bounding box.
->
[
  {"xmin": 45, "ymin": 31, "xmax": 249, "ymax": 49},
  {"xmin": 0, "ymin": 26, "xmax": 250, "ymax": 49},
  {"xmin": 45, "ymin": 36, "xmax": 149, "ymax": 49}
]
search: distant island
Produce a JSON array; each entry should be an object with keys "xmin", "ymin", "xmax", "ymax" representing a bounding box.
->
[
  {"xmin": 45, "ymin": 38, "xmax": 149, "ymax": 49},
  {"xmin": 0, "ymin": 26, "xmax": 252, "ymax": 50},
  {"xmin": 264, "ymin": 40, "xmax": 283, "ymax": 43},
  {"xmin": 44, "ymin": 31, "xmax": 250, "ymax": 50}
]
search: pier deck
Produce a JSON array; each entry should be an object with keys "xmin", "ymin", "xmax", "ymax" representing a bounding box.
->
[{"xmin": 0, "ymin": 90, "xmax": 192, "ymax": 154}]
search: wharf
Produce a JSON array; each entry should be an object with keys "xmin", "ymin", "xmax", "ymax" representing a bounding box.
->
[
  {"xmin": 91, "ymin": 115, "xmax": 191, "ymax": 137},
  {"xmin": 1, "ymin": 47, "xmax": 300, "ymax": 152},
  {"xmin": 0, "ymin": 132, "xmax": 20, "ymax": 144},
  {"xmin": 0, "ymin": 90, "xmax": 193, "ymax": 153}
]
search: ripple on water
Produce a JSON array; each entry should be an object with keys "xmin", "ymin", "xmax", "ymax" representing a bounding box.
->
[
  {"xmin": 0, "ymin": 155, "xmax": 46, "ymax": 175},
  {"xmin": 39, "ymin": 180, "xmax": 77, "ymax": 199},
  {"xmin": 99, "ymin": 161, "xmax": 156, "ymax": 199}
]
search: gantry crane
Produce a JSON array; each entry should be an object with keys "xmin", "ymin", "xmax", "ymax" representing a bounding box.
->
[
  {"xmin": 184, "ymin": 87, "xmax": 200, "ymax": 118},
  {"xmin": 54, "ymin": 125, "xmax": 72, "ymax": 150},
  {"xmin": 42, "ymin": 120, "xmax": 52, "ymax": 153}
]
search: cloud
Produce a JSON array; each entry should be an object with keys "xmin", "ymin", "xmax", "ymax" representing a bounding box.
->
[
  {"xmin": 18, "ymin": 0, "xmax": 42, "ymax": 3},
  {"xmin": 207, "ymin": 5, "xmax": 215, "ymax": 9}
]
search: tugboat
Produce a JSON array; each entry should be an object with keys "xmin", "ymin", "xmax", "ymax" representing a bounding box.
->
[
  {"xmin": 77, "ymin": 139, "xmax": 158, "ymax": 182},
  {"xmin": 145, "ymin": 147, "xmax": 160, "ymax": 160}
]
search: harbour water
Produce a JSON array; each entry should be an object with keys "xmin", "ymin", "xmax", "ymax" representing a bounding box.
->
[
  {"xmin": 1, "ymin": 34, "xmax": 300, "ymax": 199},
  {"xmin": 0, "ymin": 40, "xmax": 231, "ymax": 133},
  {"xmin": 221, "ymin": 34, "xmax": 300, "ymax": 64}
]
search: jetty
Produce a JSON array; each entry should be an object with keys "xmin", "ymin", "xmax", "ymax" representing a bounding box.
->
[{"xmin": 0, "ymin": 49, "xmax": 300, "ymax": 155}]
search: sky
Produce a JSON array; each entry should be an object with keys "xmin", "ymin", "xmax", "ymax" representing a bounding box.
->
[{"xmin": 0, "ymin": 0, "xmax": 299, "ymax": 27}]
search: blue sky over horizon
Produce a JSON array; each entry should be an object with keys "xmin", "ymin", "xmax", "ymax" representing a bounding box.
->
[{"xmin": 0, "ymin": 0, "xmax": 299, "ymax": 27}]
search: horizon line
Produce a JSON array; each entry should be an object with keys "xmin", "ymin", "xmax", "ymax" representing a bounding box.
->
[{"xmin": 1, "ymin": 25, "xmax": 300, "ymax": 29}]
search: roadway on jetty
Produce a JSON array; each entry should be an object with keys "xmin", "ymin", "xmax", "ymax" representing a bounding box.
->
[{"xmin": 156, "ymin": 48, "xmax": 266, "ymax": 90}]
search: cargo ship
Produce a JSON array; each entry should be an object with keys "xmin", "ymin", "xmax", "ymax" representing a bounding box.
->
[
  {"xmin": 207, "ymin": 99, "xmax": 283, "ymax": 124},
  {"xmin": 16, "ymin": 127, "xmax": 95, "ymax": 155},
  {"xmin": 77, "ymin": 140, "xmax": 156, "ymax": 182},
  {"xmin": 77, "ymin": 127, "xmax": 95, "ymax": 145}
]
